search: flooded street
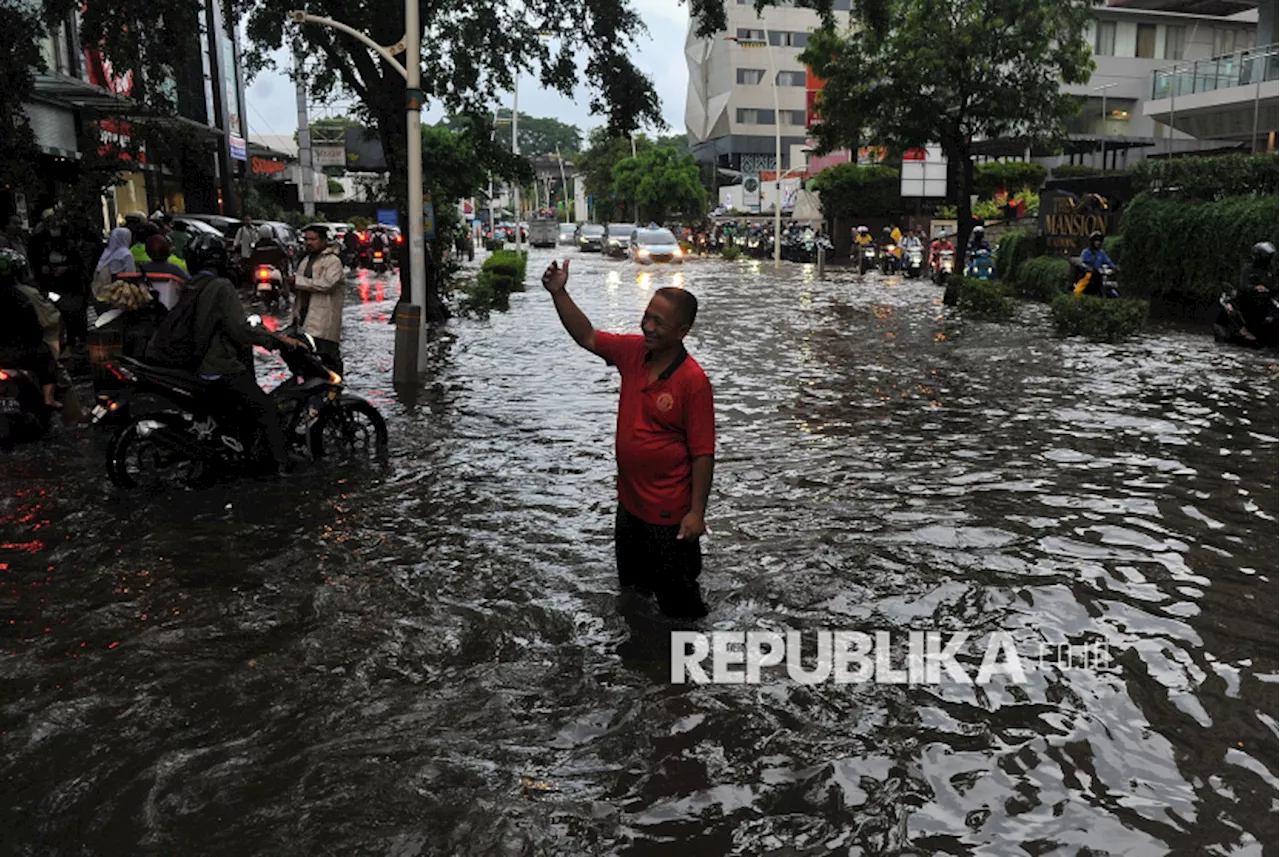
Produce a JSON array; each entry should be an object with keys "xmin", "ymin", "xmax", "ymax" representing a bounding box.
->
[{"xmin": 2, "ymin": 250, "xmax": 1276, "ymax": 855}]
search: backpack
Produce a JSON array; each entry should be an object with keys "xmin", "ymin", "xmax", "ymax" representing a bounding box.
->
[{"xmin": 144, "ymin": 273, "xmax": 212, "ymax": 370}]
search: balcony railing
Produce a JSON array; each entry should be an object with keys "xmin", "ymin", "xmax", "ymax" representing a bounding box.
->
[{"xmin": 1152, "ymin": 43, "xmax": 1279, "ymax": 100}]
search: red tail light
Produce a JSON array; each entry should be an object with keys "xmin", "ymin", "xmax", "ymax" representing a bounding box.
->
[
  {"xmin": 359, "ymin": 232, "xmax": 368, "ymax": 241},
  {"xmin": 373, "ymin": 252, "xmax": 383, "ymax": 260},
  {"xmin": 256, "ymin": 267, "xmax": 271, "ymax": 280},
  {"xmin": 395, "ymin": 235, "xmax": 403, "ymax": 243},
  {"xmin": 0, "ymin": 370, "xmax": 9, "ymax": 381}
]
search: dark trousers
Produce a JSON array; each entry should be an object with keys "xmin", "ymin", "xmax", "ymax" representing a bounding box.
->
[
  {"xmin": 313, "ymin": 338, "xmax": 343, "ymax": 375},
  {"xmin": 615, "ymin": 504, "xmax": 707, "ymax": 619},
  {"xmin": 211, "ymin": 372, "xmax": 288, "ymax": 471}
]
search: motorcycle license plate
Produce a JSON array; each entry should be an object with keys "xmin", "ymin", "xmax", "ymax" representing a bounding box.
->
[
  {"xmin": 91, "ymin": 404, "xmax": 108, "ymax": 422},
  {"xmin": 0, "ymin": 398, "xmax": 20, "ymax": 414},
  {"xmin": 258, "ymin": 282, "xmax": 274, "ymax": 291}
]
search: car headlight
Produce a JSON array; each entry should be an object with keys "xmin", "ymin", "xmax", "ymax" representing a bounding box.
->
[
  {"xmin": 637, "ymin": 247, "xmax": 650, "ymax": 257},
  {"xmin": 672, "ymin": 247, "xmax": 683, "ymax": 257}
]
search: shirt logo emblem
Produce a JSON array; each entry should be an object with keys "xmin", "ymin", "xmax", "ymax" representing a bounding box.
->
[{"xmin": 655, "ymin": 392, "xmax": 675, "ymax": 413}]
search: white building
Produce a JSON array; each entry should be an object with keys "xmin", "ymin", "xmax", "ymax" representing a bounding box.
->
[{"xmin": 685, "ymin": 0, "xmax": 856, "ymax": 176}]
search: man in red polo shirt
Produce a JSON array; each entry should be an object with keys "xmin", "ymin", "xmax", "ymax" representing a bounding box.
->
[{"xmin": 543, "ymin": 258, "xmax": 715, "ymax": 619}]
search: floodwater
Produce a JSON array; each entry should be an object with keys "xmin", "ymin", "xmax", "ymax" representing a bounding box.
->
[{"xmin": 1, "ymin": 251, "xmax": 1276, "ymax": 856}]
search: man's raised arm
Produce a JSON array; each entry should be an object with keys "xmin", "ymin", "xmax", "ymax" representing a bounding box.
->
[{"xmin": 542, "ymin": 259, "xmax": 598, "ymax": 354}]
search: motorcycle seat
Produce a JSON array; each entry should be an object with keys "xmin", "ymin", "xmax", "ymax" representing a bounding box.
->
[{"xmin": 120, "ymin": 357, "xmax": 210, "ymax": 392}]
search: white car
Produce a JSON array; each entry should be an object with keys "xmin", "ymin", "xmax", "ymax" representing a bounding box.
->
[{"xmin": 629, "ymin": 227, "xmax": 684, "ymax": 264}]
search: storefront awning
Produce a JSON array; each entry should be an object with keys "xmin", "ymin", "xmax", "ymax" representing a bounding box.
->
[{"xmin": 31, "ymin": 73, "xmax": 134, "ymax": 113}]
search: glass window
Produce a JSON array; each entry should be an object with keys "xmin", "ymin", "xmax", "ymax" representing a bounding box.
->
[
  {"xmin": 736, "ymin": 108, "xmax": 775, "ymax": 125},
  {"xmin": 737, "ymin": 28, "xmax": 765, "ymax": 41},
  {"xmin": 737, "ymin": 68, "xmax": 766, "ymax": 85},
  {"xmin": 1095, "ymin": 21, "xmax": 1116, "ymax": 57},
  {"xmin": 781, "ymin": 109, "xmax": 808, "ymax": 125},
  {"xmin": 1136, "ymin": 24, "xmax": 1156, "ymax": 59},
  {"xmin": 1213, "ymin": 28, "xmax": 1250, "ymax": 56},
  {"xmin": 1163, "ymin": 26, "xmax": 1185, "ymax": 60},
  {"xmin": 777, "ymin": 70, "xmax": 806, "ymax": 86}
]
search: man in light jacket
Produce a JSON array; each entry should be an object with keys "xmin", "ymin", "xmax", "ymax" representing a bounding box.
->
[{"xmin": 291, "ymin": 225, "xmax": 346, "ymax": 373}]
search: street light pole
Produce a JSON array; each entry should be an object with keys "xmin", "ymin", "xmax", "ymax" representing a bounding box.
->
[
  {"xmin": 513, "ymin": 77, "xmax": 522, "ymax": 257},
  {"xmin": 1093, "ymin": 82, "xmax": 1118, "ymax": 173},
  {"xmin": 288, "ymin": 9, "xmax": 426, "ymax": 375},
  {"xmin": 726, "ymin": 30, "xmax": 782, "ymax": 269}
]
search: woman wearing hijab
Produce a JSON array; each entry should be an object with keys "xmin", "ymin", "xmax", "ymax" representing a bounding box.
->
[{"xmin": 92, "ymin": 227, "xmax": 137, "ymax": 298}]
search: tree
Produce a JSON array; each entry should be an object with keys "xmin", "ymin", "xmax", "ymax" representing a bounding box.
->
[
  {"xmin": 811, "ymin": 163, "xmax": 900, "ymax": 219},
  {"xmin": 235, "ymin": 0, "xmax": 662, "ymax": 321},
  {"xmin": 577, "ymin": 127, "xmax": 655, "ymax": 221},
  {"xmin": 798, "ymin": 0, "xmax": 1095, "ymax": 302},
  {"xmin": 611, "ymin": 147, "xmax": 707, "ymax": 225},
  {"xmin": 0, "ymin": 3, "xmax": 43, "ymax": 203},
  {"xmin": 440, "ymin": 112, "xmax": 582, "ymax": 156},
  {"xmin": 654, "ymin": 133, "xmax": 691, "ymax": 158}
]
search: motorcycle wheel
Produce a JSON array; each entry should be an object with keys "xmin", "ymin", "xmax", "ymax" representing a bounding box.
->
[
  {"xmin": 310, "ymin": 400, "xmax": 388, "ymax": 459},
  {"xmin": 107, "ymin": 412, "xmax": 203, "ymax": 489}
]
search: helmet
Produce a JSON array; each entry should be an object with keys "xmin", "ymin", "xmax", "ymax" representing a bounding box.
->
[
  {"xmin": 1089, "ymin": 230, "xmax": 1104, "ymax": 244},
  {"xmin": 857, "ymin": 225, "xmax": 869, "ymax": 234},
  {"xmin": 972, "ymin": 225, "xmax": 984, "ymax": 238},
  {"xmin": 184, "ymin": 232, "xmax": 230, "ymax": 277},
  {"xmin": 0, "ymin": 248, "xmax": 31, "ymax": 286},
  {"xmin": 258, "ymin": 224, "xmax": 273, "ymax": 242},
  {"xmin": 1251, "ymin": 241, "xmax": 1275, "ymax": 266}
]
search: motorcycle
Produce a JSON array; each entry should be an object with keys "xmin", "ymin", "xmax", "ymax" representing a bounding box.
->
[
  {"xmin": 370, "ymin": 248, "xmax": 390, "ymax": 275},
  {"xmin": 858, "ymin": 244, "xmax": 877, "ymax": 275},
  {"xmin": 932, "ymin": 249, "xmax": 955, "ymax": 285},
  {"xmin": 880, "ymin": 245, "xmax": 899, "ymax": 275},
  {"xmin": 1214, "ymin": 290, "xmax": 1278, "ymax": 349},
  {"xmin": 97, "ymin": 328, "xmax": 388, "ymax": 489},
  {"xmin": 253, "ymin": 263, "xmax": 287, "ymax": 311},
  {"xmin": 903, "ymin": 246, "xmax": 925, "ymax": 279},
  {"xmin": 0, "ymin": 366, "xmax": 56, "ymax": 447},
  {"xmin": 1070, "ymin": 260, "xmax": 1120, "ymax": 299},
  {"xmin": 966, "ymin": 248, "xmax": 995, "ymax": 281}
]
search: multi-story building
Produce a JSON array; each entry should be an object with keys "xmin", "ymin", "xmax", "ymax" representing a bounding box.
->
[{"xmin": 685, "ymin": 0, "xmax": 852, "ymax": 176}]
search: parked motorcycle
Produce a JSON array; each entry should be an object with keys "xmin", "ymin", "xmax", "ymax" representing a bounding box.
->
[{"xmin": 97, "ymin": 329, "xmax": 387, "ymax": 489}]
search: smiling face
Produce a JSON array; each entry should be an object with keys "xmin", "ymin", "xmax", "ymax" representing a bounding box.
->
[{"xmin": 641, "ymin": 293, "xmax": 687, "ymax": 352}]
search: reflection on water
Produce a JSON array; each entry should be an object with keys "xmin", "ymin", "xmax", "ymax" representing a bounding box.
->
[{"xmin": 0, "ymin": 252, "xmax": 1275, "ymax": 854}]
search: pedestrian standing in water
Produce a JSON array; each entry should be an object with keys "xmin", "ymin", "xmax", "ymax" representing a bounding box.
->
[{"xmin": 542, "ymin": 258, "xmax": 715, "ymax": 619}]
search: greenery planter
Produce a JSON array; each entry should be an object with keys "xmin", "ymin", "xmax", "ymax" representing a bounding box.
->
[
  {"xmin": 956, "ymin": 276, "xmax": 1015, "ymax": 321},
  {"xmin": 1011, "ymin": 256, "xmax": 1071, "ymax": 303},
  {"xmin": 1050, "ymin": 294, "xmax": 1148, "ymax": 342},
  {"xmin": 720, "ymin": 246, "xmax": 743, "ymax": 261}
]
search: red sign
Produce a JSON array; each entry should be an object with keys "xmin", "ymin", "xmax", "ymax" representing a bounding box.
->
[
  {"xmin": 251, "ymin": 156, "xmax": 287, "ymax": 176},
  {"xmin": 902, "ymin": 147, "xmax": 929, "ymax": 161},
  {"xmin": 805, "ymin": 67, "xmax": 827, "ymax": 129},
  {"xmin": 84, "ymin": 46, "xmax": 146, "ymax": 164}
]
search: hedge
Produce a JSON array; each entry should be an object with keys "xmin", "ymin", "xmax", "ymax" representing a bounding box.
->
[
  {"xmin": 460, "ymin": 249, "xmax": 528, "ymax": 315},
  {"xmin": 956, "ymin": 276, "xmax": 1015, "ymax": 320},
  {"xmin": 1131, "ymin": 153, "xmax": 1278, "ymax": 202},
  {"xmin": 1051, "ymin": 294, "xmax": 1148, "ymax": 342},
  {"xmin": 812, "ymin": 163, "xmax": 901, "ymax": 219},
  {"xmin": 1011, "ymin": 256, "xmax": 1071, "ymax": 302},
  {"xmin": 974, "ymin": 162, "xmax": 1048, "ymax": 197},
  {"xmin": 484, "ymin": 238, "xmax": 505, "ymax": 252},
  {"xmin": 1119, "ymin": 193, "xmax": 1278, "ymax": 307},
  {"xmin": 721, "ymin": 246, "xmax": 743, "ymax": 261},
  {"xmin": 995, "ymin": 231, "xmax": 1036, "ymax": 286}
]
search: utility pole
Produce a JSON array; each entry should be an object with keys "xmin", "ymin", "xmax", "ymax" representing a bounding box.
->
[
  {"xmin": 555, "ymin": 144, "xmax": 569, "ymax": 222},
  {"xmin": 294, "ymin": 46, "xmax": 315, "ymax": 216},
  {"xmin": 513, "ymin": 78, "xmax": 522, "ymax": 256}
]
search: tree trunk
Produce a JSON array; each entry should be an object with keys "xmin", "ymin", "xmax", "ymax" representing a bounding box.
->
[{"xmin": 943, "ymin": 132, "xmax": 974, "ymax": 306}]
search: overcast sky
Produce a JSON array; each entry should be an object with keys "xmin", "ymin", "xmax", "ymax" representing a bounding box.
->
[{"xmin": 244, "ymin": 0, "xmax": 691, "ymax": 144}]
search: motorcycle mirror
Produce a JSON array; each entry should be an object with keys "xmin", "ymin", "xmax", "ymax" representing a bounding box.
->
[{"xmin": 246, "ymin": 314, "xmax": 262, "ymax": 327}]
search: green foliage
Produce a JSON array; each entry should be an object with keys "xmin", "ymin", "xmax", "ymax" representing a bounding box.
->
[
  {"xmin": 1119, "ymin": 193, "xmax": 1279, "ymax": 307},
  {"xmin": 973, "ymin": 199, "xmax": 1003, "ymax": 220},
  {"xmin": 974, "ymin": 162, "xmax": 1048, "ymax": 197},
  {"xmin": 721, "ymin": 246, "xmax": 743, "ymax": 261},
  {"xmin": 438, "ymin": 111, "xmax": 582, "ymax": 156},
  {"xmin": 654, "ymin": 133, "xmax": 691, "ymax": 157},
  {"xmin": 0, "ymin": 4, "xmax": 43, "ymax": 198},
  {"xmin": 811, "ymin": 163, "xmax": 901, "ymax": 219},
  {"xmin": 611, "ymin": 147, "xmax": 708, "ymax": 224},
  {"xmin": 326, "ymin": 177, "xmax": 345, "ymax": 196},
  {"xmin": 1050, "ymin": 164, "xmax": 1101, "ymax": 179},
  {"xmin": 481, "ymin": 249, "xmax": 527, "ymax": 284},
  {"xmin": 800, "ymin": 0, "xmax": 1096, "ymax": 272},
  {"xmin": 1102, "ymin": 234, "xmax": 1122, "ymax": 266},
  {"xmin": 1051, "ymin": 294, "xmax": 1148, "ymax": 341},
  {"xmin": 995, "ymin": 231, "xmax": 1035, "ymax": 286},
  {"xmin": 350, "ymin": 215, "xmax": 372, "ymax": 230},
  {"xmin": 1130, "ymin": 154, "xmax": 1278, "ymax": 202},
  {"xmin": 461, "ymin": 250, "xmax": 528, "ymax": 315},
  {"xmin": 578, "ymin": 128, "xmax": 656, "ymax": 221},
  {"xmin": 484, "ymin": 238, "xmax": 505, "ymax": 251},
  {"xmin": 956, "ymin": 277, "xmax": 1015, "ymax": 320},
  {"xmin": 1014, "ymin": 189, "xmax": 1040, "ymax": 217},
  {"xmin": 1011, "ymin": 256, "xmax": 1070, "ymax": 302}
]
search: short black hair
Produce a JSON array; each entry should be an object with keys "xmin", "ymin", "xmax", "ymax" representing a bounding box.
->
[
  {"xmin": 305, "ymin": 225, "xmax": 328, "ymax": 240},
  {"xmin": 656, "ymin": 287, "xmax": 697, "ymax": 329}
]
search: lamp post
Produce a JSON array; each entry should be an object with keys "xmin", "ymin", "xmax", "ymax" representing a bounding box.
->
[
  {"xmin": 289, "ymin": 9, "xmax": 426, "ymax": 375},
  {"xmin": 512, "ymin": 77, "xmax": 522, "ymax": 256},
  {"xmin": 727, "ymin": 30, "xmax": 782, "ymax": 269},
  {"xmin": 1092, "ymin": 82, "xmax": 1118, "ymax": 173}
]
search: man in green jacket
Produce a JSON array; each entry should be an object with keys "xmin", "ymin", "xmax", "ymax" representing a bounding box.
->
[{"xmin": 183, "ymin": 234, "xmax": 302, "ymax": 474}]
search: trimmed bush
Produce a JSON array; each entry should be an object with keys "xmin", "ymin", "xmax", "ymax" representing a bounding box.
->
[
  {"xmin": 812, "ymin": 163, "xmax": 901, "ymax": 218},
  {"xmin": 1119, "ymin": 192, "xmax": 1278, "ymax": 308},
  {"xmin": 1103, "ymin": 234, "xmax": 1122, "ymax": 267},
  {"xmin": 484, "ymin": 238, "xmax": 505, "ymax": 252},
  {"xmin": 995, "ymin": 231, "xmax": 1036, "ymax": 286},
  {"xmin": 721, "ymin": 246, "xmax": 743, "ymax": 261},
  {"xmin": 1011, "ymin": 256, "xmax": 1071, "ymax": 302},
  {"xmin": 1051, "ymin": 294, "xmax": 1148, "ymax": 342},
  {"xmin": 1131, "ymin": 153, "xmax": 1278, "ymax": 202},
  {"xmin": 956, "ymin": 276, "xmax": 1015, "ymax": 320}
]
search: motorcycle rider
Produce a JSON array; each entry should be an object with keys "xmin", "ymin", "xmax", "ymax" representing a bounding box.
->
[
  {"xmin": 1228, "ymin": 241, "xmax": 1277, "ymax": 346},
  {"xmin": 0, "ymin": 249, "xmax": 59, "ymax": 407},
  {"xmin": 369, "ymin": 228, "xmax": 391, "ymax": 268},
  {"xmin": 291, "ymin": 226, "xmax": 346, "ymax": 373},
  {"xmin": 248, "ymin": 224, "xmax": 293, "ymax": 293},
  {"xmin": 1074, "ymin": 230, "xmax": 1116, "ymax": 296},
  {"xmin": 174, "ymin": 233, "xmax": 302, "ymax": 474},
  {"xmin": 854, "ymin": 225, "xmax": 873, "ymax": 248},
  {"xmin": 929, "ymin": 232, "xmax": 954, "ymax": 271},
  {"xmin": 28, "ymin": 210, "xmax": 88, "ymax": 349}
]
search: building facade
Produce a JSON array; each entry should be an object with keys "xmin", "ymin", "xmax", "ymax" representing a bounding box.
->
[{"xmin": 685, "ymin": 0, "xmax": 855, "ymax": 176}]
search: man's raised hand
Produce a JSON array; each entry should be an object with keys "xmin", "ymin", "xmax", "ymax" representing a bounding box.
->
[{"xmin": 542, "ymin": 259, "xmax": 570, "ymax": 294}]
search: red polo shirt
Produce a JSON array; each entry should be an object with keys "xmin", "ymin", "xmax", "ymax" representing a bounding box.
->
[{"xmin": 595, "ymin": 332, "xmax": 715, "ymax": 526}]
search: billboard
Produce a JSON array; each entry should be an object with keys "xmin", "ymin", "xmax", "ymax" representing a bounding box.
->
[
  {"xmin": 221, "ymin": 33, "xmax": 245, "ymax": 161},
  {"xmin": 900, "ymin": 145, "xmax": 947, "ymax": 198},
  {"xmin": 344, "ymin": 127, "xmax": 388, "ymax": 172}
]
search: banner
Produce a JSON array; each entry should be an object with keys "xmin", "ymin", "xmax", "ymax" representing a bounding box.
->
[{"xmin": 83, "ymin": 47, "xmax": 146, "ymax": 164}]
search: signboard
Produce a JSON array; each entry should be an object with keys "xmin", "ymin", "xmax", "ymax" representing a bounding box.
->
[
  {"xmin": 83, "ymin": 47, "xmax": 146, "ymax": 163},
  {"xmin": 313, "ymin": 145, "xmax": 345, "ymax": 168},
  {"xmin": 250, "ymin": 156, "xmax": 286, "ymax": 179},
  {"xmin": 805, "ymin": 67, "xmax": 827, "ymax": 128},
  {"xmin": 743, "ymin": 174, "xmax": 761, "ymax": 211},
  {"xmin": 221, "ymin": 34, "xmax": 245, "ymax": 161},
  {"xmin": 344, "ymin": 127, "xmax": 388, "ymax": 172},
  {"xmin": 423, "ymin": 202, "xmax": 435, "ymax": 239},
  {"xmin": 1040, "ymin": 189, "xmax": 1117, "ymax": 255},
  {"xmin": 900, "ymin": 145, "xmax": 947, "ymax": 198},
  {"xmin": 376, "ymin": 208, "xmax": 399, "ymax": 227},
  {"xmin": 229, "ymin": 135, "xmax": 246, "ymax": 162}
]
